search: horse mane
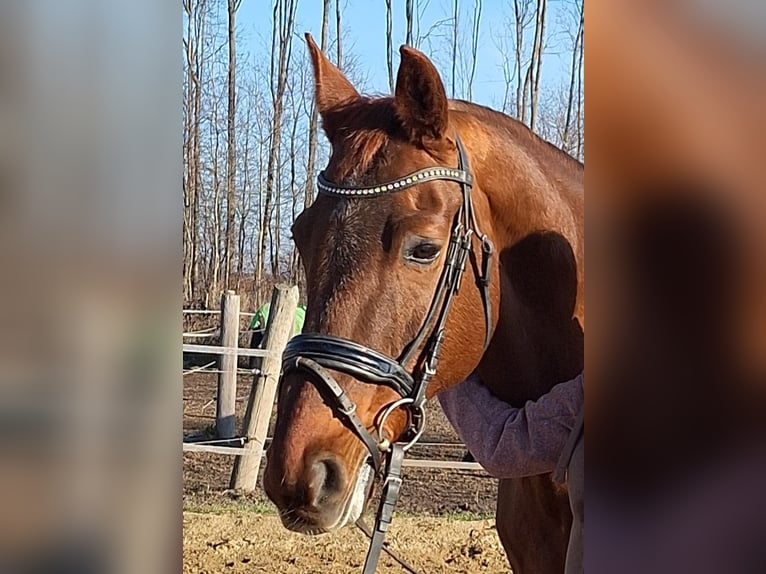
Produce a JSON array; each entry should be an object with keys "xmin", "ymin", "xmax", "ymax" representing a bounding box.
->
[
  {"xmin": 449, "ymin": 99, "xmax": 584, "ymax": 170},
  {"xmin": 325, "ymin": 95, "xmax": 583, "ymax": 184}
]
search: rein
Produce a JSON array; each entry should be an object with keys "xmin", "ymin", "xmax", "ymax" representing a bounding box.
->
[{"xmin": 282, "ymin": 134, "xmax": 493, "ymax": 573}]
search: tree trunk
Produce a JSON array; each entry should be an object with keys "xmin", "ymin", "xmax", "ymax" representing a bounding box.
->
[
  {"xmin": 467, "ymin": 0, "xmax": 481, "ymax": 100},
  {"xmin": 192, "ymin": 4, "xmax": 205, "ymax": 303},
  {"xmin": 575, "ymin": 3, "xmax": 584, "ymax": 161},
  {"xmin": 304, "ymin": 0, "xmax": 330, "ymax": 211},
  {"xmin": 522, "ymin": 58, "xmax": 531, "ymax": 125},
  {"xmin": 224, "ymin": 0, "xmax": 240, "ymax": 289},
  {"xmin": 405, "ymin": 0, "xmax": 413, "ymax": 46},
  {"xmin": 451, "ymin": 0, "xmax": 459, "ymax": 98},
  {"xmin": 272, "ymin": 155, "xmax": 282, "ymax": 278},
  {"xmin": 237, "ymin": 100, "xmax": 252, "ymax": 292},
  {"xmin": 255, "ymin": 116, "xmax": 266, "ymax": 287},
  {"xmin": 183, "ymin": 0, "xmax": 206, "ymax": 305},
  {"xmin": 335, "ymin": 0, "xmax": 342, "ymax": 68},
  {"xmin": 385, "ymin": 0, "xmax": 394, "ymax": 92},
  {"xmin": 259, "ymin": 0, "xmax": 297, "ymax": 284},
  {"xmin": 209, "ymin": 98, "xmax": 223, "ymax": 306},
  {"xmin": 563, "ymin": 1, "xmax": 583, "ymax": 152},
  {"xmin": 529, "ymin": 0, "xmax": 547, "ymax": 132},
  {"xmin": 289, "ymin": 92, "xmax": 300, "ymax": 283},
  {"xmin": 413, "ymin": 0, "xmax": 421, "ymax": 48},
  {"xmin": 499, "ymin": 32, "xmax": 514, "ymax": 114},
  {"xmin": 513, "ymin": 0, "xmax": 528, "ymax": 122},
  {"xmin": 183, "ymin": 1, "xmax": 195, "ymax": 304}
]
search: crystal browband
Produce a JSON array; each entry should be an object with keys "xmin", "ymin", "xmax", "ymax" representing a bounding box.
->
[{"xmin": 317, "ymin": 166, "xmax": 473, "ymax": 198}]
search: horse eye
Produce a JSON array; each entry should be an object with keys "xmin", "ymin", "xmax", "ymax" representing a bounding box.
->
[{"xmin": 405, "ymin": 242, "xmax": 441, "ymax": 264}]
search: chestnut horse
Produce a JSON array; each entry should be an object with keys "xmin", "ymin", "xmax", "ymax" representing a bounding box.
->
[{"xmin": 264, "ymin": 35, "xmax": 584, "ymax": 574}]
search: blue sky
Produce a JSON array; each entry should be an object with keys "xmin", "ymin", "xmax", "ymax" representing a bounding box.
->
[{"xmin": 238, "ymin": 0, "xmax": 577, "ymax": 112}]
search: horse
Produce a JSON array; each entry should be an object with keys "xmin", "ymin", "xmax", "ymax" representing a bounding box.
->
[{"xmin": 263, "ymin": 34, "xmax": 584, "ymax": 574}]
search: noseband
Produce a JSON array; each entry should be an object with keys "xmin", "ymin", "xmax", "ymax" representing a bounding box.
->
[{"xmin": 281, "ymin": 134, "xmax": 493, "ymax": 574}]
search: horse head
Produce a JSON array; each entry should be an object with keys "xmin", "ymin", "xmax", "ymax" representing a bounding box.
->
[{"xmin": 262, "ymin": 34, "xmax": 500, "ymax": 534}]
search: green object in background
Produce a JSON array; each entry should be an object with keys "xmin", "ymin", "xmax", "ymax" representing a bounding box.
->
[{"xmin": 249, "ymin": 302, "xmax": 305, "ymax": 335}]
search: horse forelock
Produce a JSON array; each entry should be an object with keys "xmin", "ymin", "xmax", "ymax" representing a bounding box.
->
[{"xmin": 324, "ymin": 97, "xmax": 404, "ymax": 183}]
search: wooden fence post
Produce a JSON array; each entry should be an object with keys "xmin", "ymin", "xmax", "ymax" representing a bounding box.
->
[
  {"xmin": 216, "ymin": 290, "xmax": 240, "ymax": 439},
  {"xmin": 231, "ymin": 284, "xmax": 298, "ymax": 491}
]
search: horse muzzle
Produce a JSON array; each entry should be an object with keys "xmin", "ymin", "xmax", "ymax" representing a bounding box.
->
[{"xmin": 264, "ymin": 444, "xmax": 374, "ymax": 534}]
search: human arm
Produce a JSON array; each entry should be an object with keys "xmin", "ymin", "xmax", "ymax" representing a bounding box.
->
[{"xmin": 438, "ymin": 372, "xmax": 584, "ymax": 478}]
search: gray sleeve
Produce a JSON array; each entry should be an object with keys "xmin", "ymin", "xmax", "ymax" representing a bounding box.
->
[{"xmin": 438, "ymin": 372, "xmax": 584, "ymax": 478}]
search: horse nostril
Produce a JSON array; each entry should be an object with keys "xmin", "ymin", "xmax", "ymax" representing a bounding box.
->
[{"xmin": 309, "ymin": 458, "xmax": 343, "ymax": 507}]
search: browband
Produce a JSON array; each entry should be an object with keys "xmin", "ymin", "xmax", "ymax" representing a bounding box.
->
[{"xmin": 317, "ymin": 166, "xmax": 473, "ymax": 197}]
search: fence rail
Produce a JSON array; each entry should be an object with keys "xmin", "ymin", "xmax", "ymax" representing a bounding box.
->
[
  {"xmin": 182, "ymin": 442, "xmax": 483, "ymax": 472},
  {"xmin": 183, "ymin": 331, "xmax": 220, "ymax": 339},
  {"xmin": 184, "ymin": 309, "xmax": 257, "ymax": 317},
  {"xmin": 182, "ymin": 343, "xmax": 275, "ymax": 358}
]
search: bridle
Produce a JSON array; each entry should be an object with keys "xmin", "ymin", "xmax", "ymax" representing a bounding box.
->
[{"xmin": 281, "ymin": 134, "xmax": 494, "ymax": 573}]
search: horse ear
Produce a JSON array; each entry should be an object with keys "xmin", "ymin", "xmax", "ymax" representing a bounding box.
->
[
  {"xmin": 394, "ymin": 45, "xmax": 449, "ymax": 147},
  {"xmin": 305, "ymin": 33, "xmax": 359, "ymax": 119}
]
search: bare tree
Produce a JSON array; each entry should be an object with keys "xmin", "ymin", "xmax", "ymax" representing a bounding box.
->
[
  {"xmin": 467, "ymin": 0, "xmax": 482, "ymax": 100},
  {"xmin": 529, "ymin": 0, "xmax": 547, "ymax": 131},
  {"xmin": 290, "ymin": 0, "xmax": 331, "ymax": 299},
  {"xmin": 236, "ymin": 90, "xmax": 252, "ymax": 290},
  {"xmin": 574, "ymin": 0, "xmax": 584, "ymax": 160},
  {"xmin": 336, "ymin": 0, "xmax": 343, "ymax": 68},
  {"xmin": 515, "ymin": 0, "xmax": 546, "ymax": 130},
  {"xmin": 495, "ymin": 26, "xmax": 516, "ymax": 115},
  {"xmin": 224, "ymin": 0, "xmax": 242, "ymax": 289},
  {"xmin": 271, "ymin": 142, "xmax": 283, "ymax": 278},
  {"xmin": 385, "ymin": 0, "xmax": 394, "ymax": 92},
  {"xmin": 258, "ymin": 0, "xmax": 298, "ymax": 284},
  {"xmin": 183, "ymin": 0, "xmax": 208, "ymax": 304},
  {"xmin": 451, "ymin": 0, "xmax": 459, "ymax": 98},
  {"xmin": 405, "ymin": 0, "xmax": 414, "ymax": 45},
  {"xmin": 563, "ymin": 0, "xmax": 584, "ymax": 157},
  {"xmin": 413, "ymin": 0, "xmax": 423, "ymax": 48},
  {"xmin": 301, "ymin": 0, "xmax": 330, "ymax": 256},
  {"xmin": 287, "ymin": 75, "xmax": 301, "ymax": 283},
  {"xmin": 575, "ymin": 53, "xmax": 583, "ymax": 160},
  {"xmin": 512, "ymin": 0, "xmax": 534, "ymax": 122},
  {"xmin": 208, "ymin": 94, "xmax": 223, "ymax": 306}
]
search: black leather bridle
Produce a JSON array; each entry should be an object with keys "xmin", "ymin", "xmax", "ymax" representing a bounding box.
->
[{"xmin": 281, "ymin": 134, "xmax": 494, "ymax": 574}]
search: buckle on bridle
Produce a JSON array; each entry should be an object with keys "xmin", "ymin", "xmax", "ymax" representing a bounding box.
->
[
  {"xmin": 426, "ymin": 328, "xmax": 446, "ymax": 369},
  {"xmin": 479, "ymin": 235, "xmax": 494, "ymax": 285},
  {"xmin": 481, "ymin": 234, "xmax": 494, "ymax": 255},
  {"xmin": 338, "ymin": 402, "xmax": 357, "ymax": 417}
]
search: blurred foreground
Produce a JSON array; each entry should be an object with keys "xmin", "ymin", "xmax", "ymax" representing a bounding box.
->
[
  {"xmin": 586, "ymin": 1, "xmax": 766, "ymax": 572},
  {"xmin": 0, "ymin": 2, "xmax": 180, "ymax": 573}
]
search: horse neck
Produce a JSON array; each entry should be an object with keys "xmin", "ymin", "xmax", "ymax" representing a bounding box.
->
[
  {"xmin": 456, "ymin": 113, "xmax": 582, "ymax": 247},
  {"xmin": 455, "ymin": 110, "xmax": 585, "ymax": 403}
]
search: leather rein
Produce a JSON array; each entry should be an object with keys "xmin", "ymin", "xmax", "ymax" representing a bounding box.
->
[{"xmin": 282, "ymin": 134, "xmax": 494, "ymax": 573}]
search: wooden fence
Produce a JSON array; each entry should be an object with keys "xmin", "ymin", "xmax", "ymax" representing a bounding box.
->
[{"xmin": 182, "ymin": 284, "xmax": 482, "ymax": 493}]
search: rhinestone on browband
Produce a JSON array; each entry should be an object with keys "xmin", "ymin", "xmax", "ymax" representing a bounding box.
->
[{"xmin": 316, "ymin": 166, "xmax": 473, "ymax": 198}]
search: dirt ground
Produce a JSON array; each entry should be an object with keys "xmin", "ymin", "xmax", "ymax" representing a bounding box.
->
[
  {"xmin": 183, "ymin": 372, "xmax": 506, "ymax": 572},
  {"xmin": 184, "ymin": 511, "xmax": 508, "ymax": 574}
]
